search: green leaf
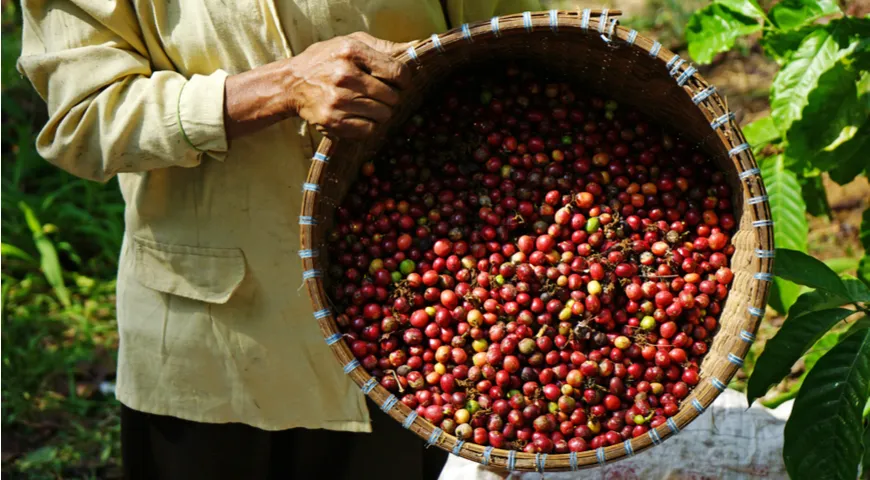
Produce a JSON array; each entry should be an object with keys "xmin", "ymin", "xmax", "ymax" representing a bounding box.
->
[
  {"xmin": 858, "ymin": 208, "xmax": 870, "ymax": 283},
  {"xmin": 17, "ymin": 202, "xmax": 71, "ymax": 307},
  {"xmin": 761, "ymin": 155, "xmax": 808, "ymax": 311},
  {"xmin": 0, "ymin": 243, "xmax": 37, "ymax": 265},
  {"xmin": 770, "ymin": 21, "xmax": 860, "ymax": 135},
  {"xmin": 859, "ymin": 256, "xmax": 870, "ymax": 290},
  {"xmin": 686, "ymin": 3, "xmax": 763, "ymax": 64},
  {"xmin": 799, "ymin": 174, "xmax": 831, "ymax": 218},
  {"xmin": 827, "ymin": 131, "xmax": 870, "ymax": 186},
  {"xmin": 862, "ymin": 207, "xmax": 870, "ymax": 251},
  {"xmin": 783, "ymin": 327, "xmax": 870, "ymax": 479},
  {"xmin": 742, "ymin": 116, "xmax": 780, "ymax": 150},
  {"xmin": 768, "ymin": 279, "xmax": 802, "ymax": 315},
  {"xmin": 805, "ymin": 329, "xmax": 844, "ymax": 373},
  {"xmin": 762, "ymin": 156, "xmax": 808, "ymax": 253},
  {"xmin": 842, "ymin": 276, "xmax": 870, "ymax": 303},
  {"xmin": 786, "ymin": 61, "xmax": 870, "ymax": 183},
  {"xmin": 775, "ymin": 248, "xmax": 851, "ymax": 299},
  {"xmin": 787, "ymin": 288, "xmax": 849, "ymax": 321},
  {"xmin": 715, "ymin": 0, "xmax": 767, "ymax": 21},
  {"xmin": 762, "ymin": 328, "xmax": 847, "ymax": 408},
  {"xmin": 863, "ymin": 425, "xmax": 870, "ymax": 478},
  {"xmin": 846, "ymin": 316, "xmax": 870, "ymax": 339},
  {"xmin": 768, "ymin": 0, "xmax": 840, "ymax": 31},
  {"xmin": 747, "ymin": 308, "xmax": 855, "ymax": 405},
  {"xmin": 760, "ymin": 24, "xmax": 817, "ymax": 63}
]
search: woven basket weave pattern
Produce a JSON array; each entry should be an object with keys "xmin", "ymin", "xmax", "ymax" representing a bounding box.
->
[{"xmin": 300, "ymin": 10, "xmax": 772, "ymax": 472}]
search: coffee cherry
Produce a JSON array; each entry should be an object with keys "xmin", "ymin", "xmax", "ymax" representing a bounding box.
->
[{"xmin": 328, "ymin": 65, "xmax": 736, "ymax": 451}]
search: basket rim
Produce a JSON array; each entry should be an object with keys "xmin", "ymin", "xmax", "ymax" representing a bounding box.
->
[{"xmin": 299, "ymin": 9, "xmax": 773, "ymax": 473}]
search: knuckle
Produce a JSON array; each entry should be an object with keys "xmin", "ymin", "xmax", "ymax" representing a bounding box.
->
[
  {"xmin": 324, "ymin": 114, "xmax": 344, "ymax": 131},
  {"xmin": 333, "ymin": 64, "xmax": 355, "ymax": 86},
  {"xmin": 326, "ymin": 91, "xmax": 344, "ymax": 109},
  {"xmin": 336, "ymin": 40, "xmax": 357, "ymax": 59}
]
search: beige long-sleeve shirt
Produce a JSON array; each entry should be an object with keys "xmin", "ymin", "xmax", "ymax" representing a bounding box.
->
[{"xmin": 18, "ymin": 0, "xmax": 579, "ymax": 432}]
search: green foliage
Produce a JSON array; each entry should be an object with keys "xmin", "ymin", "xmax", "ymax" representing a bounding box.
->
[
  {"xmin": 18, "ymin": 202, "xmax": 72, "ymax": 307},
  {"xmin": 769, "ymin": 21, "xmax": 859, "ymax": 140},
  {"xmin": 686, "ymin": 4, "xmax": 868, "ymax": 259},
  {"xmin": 786, "ymin": 60, "xmax": 870, "ymax": 184},
  {"xmin": 743, "ymin": 115, "xmax": 780, "ymax": 150},
  {"xmin": 760, "ymin": 23, "xmax": 817, "ymax": 63},
  {"xmin": 2, "ymin": 3, "xmax": 124, "ymax": 476},
  {"xmin": 684, "ymin": 2, "xmax": 869, "ymax": 476},
  {"xmin": 746, "ymin": 307, "xmax": 854, "ymax": 405},
  {"xmin": 775, "ymin": 248, "xmax": 852, "ymax": 299},
  {"xmin": 798, "ymin": 174, "xmax": 831, "ymax": 218},
  {"xmin": 761, "ymin": 156, "xmax": 807, "ymax": 312},
  {"xmin": 858, "ymin": 194, "xmax": 870, "ymax": 289},
  {"xmin": 768, "ymin": 0, "xmax": 841, "ymax": 31},
  {"xmin": 686, "ymin": 3, "xmax": 763, "ymax": 64},
  {"xmin": 783, "ymin": 326, "xmax": 870, "ymax": 479},
  {"xmin": 2, "ymin": 273, "xmax": 122, "ymax": 477},
  {"xmin": 687, "ymin": 0, "xmax": 870, "ymax": 326},
  {"xmin": 749, "ymin": 249, "xmax": 870, "ymax": 478}
]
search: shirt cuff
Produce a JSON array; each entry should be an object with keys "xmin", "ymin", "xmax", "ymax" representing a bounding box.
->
[{"xmin": 177, "ymin": 69, "xmax": 229, "ymax": 158}]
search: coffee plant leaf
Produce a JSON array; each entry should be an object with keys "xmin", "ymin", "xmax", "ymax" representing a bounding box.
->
[
  {"xmin": 747, "ymin": 307, "xmax": 855, "ymax": 406},
  {"xmin": 760, "ymin": 23, "xmax": 817, "ymax": 64},
  {"xmin": 858, "ymin": 256, "xmax": 870, "ymax": 290},
  {"xmin": 783, "ymin": 326, "xmax": 870, "ymax": 480},
  {"xmin": 768, "ymin": 0, "xmax": 840, "ymax": 31},
  {"xmin": 861, "ymin": 206, "xmax": 870, "ymax": 251},
  {"xmin": 742, "ymin": 115, "xmax": 780, "ymax": 150},
  {"xmin": 799, "ymin": 175, "xmax": 831, "ymax": 218},
  {"xmin": 686, "ymin": 2, "xmax": 762, "ymax": 64},
  {"xmin": 786, "ymin": 61, "xmax": 870, "ymax": 184},
  {"xmin": 715, "ymin": 0, "xmax": 766, "ymax": 21},
  {"xmin": 776, "ymin": 248, "xmax": 852, "ymax": 299},
  {"xmin": 770, "ymin": 21, "xmax": 859, "ymax": 135},
  {"xmin": 761, "ymin": 156, "xmax": 807, "ymax": 311}
]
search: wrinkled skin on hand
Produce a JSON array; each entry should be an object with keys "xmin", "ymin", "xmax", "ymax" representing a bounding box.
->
[{"xmin": 225, "ymin": 32, "xmax": 413, "ymax": 140}]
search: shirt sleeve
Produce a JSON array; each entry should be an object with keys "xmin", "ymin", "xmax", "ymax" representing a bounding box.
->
[{"xmin": 17, "ymin": 0, "xmax": 229, "ymax": 183}]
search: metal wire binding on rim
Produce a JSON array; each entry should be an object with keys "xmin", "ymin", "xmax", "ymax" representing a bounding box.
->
[
  {"xmin": 601, "ymin": 16, "xmax": 618, "ymax": 43},
  {"xmin": 461, "ymin": 23, "xmax": 473, "ymax": 42},
  {"xmin": 523, "ymin": 11, "xmax": 533, "ymax": 32}
]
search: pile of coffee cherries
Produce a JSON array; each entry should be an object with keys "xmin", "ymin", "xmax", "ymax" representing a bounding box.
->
[{"xmin": 326, "ymin": 64, "xmax": 736, "ymax": 454}]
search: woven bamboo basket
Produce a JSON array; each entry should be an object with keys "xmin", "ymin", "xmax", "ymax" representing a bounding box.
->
[{"xmin": 300, "ymin": 9, "xmax": 773, "ymax": 473}]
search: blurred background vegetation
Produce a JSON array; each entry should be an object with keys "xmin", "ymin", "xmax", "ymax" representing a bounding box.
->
[
  {"xmin": 1, "ymin": 0, "xmax": 867, "ymax": 478},
  {"xmin": 2, "ymin": 1, "xmax": 123, "ymax": 477}
]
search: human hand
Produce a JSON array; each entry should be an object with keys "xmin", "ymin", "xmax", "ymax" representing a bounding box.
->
[{"xmin": 224, "ymin": 32, "xmax": 413, "ymax": 140}]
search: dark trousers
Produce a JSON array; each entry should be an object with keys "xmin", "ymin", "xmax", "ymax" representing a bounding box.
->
[{"xmin": 121, "ymin": 400, "xmax": 448, "ymax": 480}]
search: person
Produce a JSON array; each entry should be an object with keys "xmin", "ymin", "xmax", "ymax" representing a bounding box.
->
[{"xmin": 17, "ymin": 0, "xmax": 561, "ymax": 478}]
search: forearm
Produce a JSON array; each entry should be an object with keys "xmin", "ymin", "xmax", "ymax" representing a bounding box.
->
[{"xmin": 224, "ymin": 60, "xmax": 300, "ymax": 140}]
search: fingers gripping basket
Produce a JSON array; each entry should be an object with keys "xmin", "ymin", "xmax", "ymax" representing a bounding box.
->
[{"xmin": 300, "ymin": 9, "xmax": 773, "ymax": 473}]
